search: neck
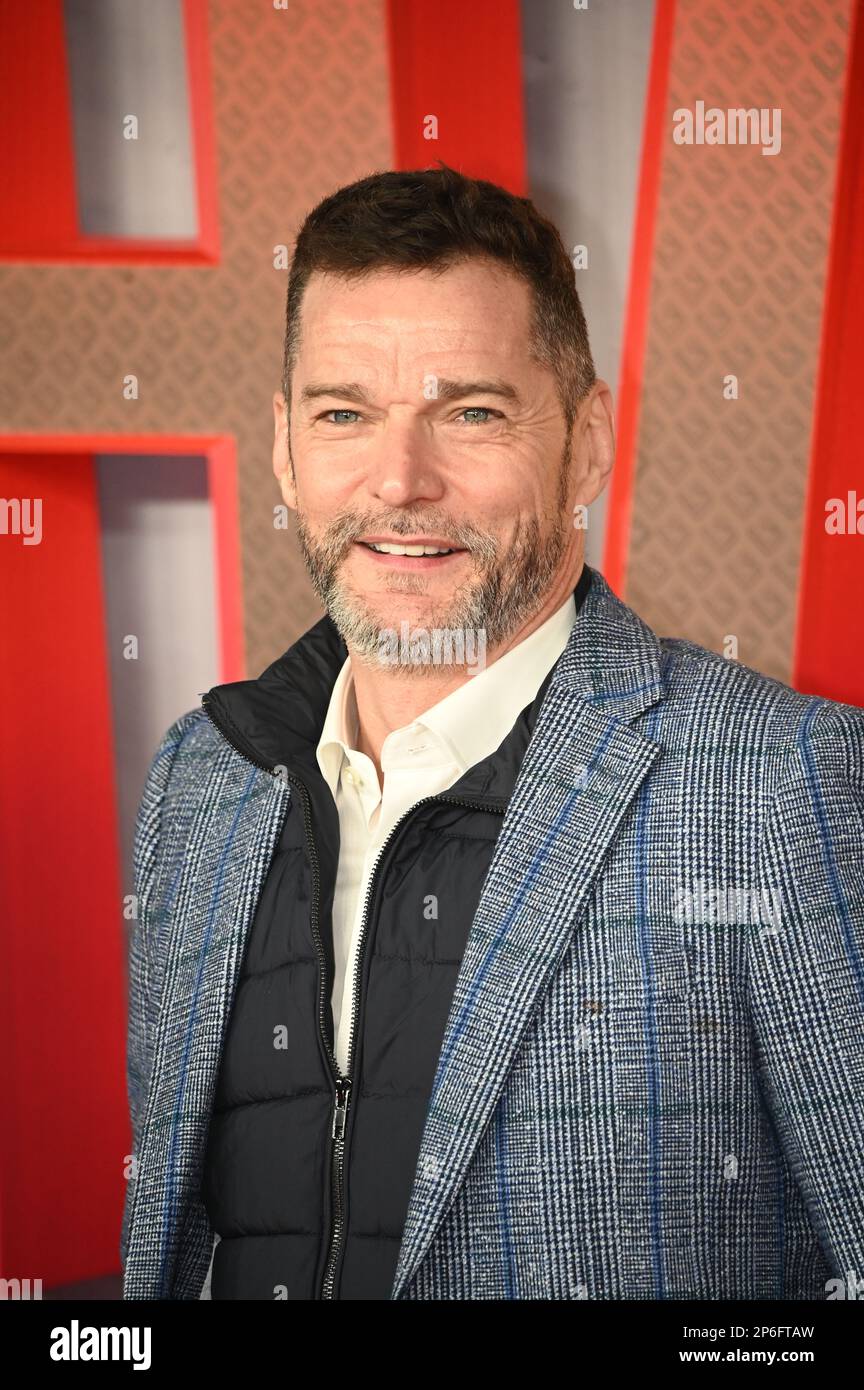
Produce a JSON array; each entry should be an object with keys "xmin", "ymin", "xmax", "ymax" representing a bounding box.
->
[{"xmin": 346, "ymin": 563, "xmax": 583, "ymax": 778}]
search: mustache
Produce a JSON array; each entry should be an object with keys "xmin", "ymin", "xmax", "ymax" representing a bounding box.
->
[{"xmin": 317, "ymin": 509, "xmax": 499, "ymax": 563}]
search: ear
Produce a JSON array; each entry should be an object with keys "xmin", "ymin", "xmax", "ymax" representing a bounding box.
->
[
  {"xmin": 573, "ymin": 381, "xmax": 615, "ymax": 507},
  {"xmin": 272, "ymin": 390, "xmax": 297, "ymax": 510}
]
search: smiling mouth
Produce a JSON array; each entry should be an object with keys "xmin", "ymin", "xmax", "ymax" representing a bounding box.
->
[
  {"xmin": 359, "ymin": 540, "xmax": 462, "ymax": 557},
  {"xmin": 352, "ymin": 535, "xmax": 471, "ymax": 569}
]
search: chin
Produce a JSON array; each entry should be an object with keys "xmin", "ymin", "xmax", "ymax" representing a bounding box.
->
[{"xmin": 351, "ymin": 570, "xmax": 453, "ymax": 603}]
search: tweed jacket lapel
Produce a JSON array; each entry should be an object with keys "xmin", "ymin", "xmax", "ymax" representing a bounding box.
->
[{"xmin": 390, "ymin": 571, "xmax": 665, "ymax": 1299}]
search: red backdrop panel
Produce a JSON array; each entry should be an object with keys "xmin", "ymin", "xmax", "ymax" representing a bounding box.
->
[
  {"xmin": 386, "ymin": 0, "xmax": 527, "ymax": 192},
  {"xmin": 603, "ymin": 0, "xmax": 677, "ymax": 596},
  {"xmin": 0, "ymin": 453, "xmax": 128, "ymax": 1286},
  {"xmin": 793, "ymin": 0, "xmax": 864, "ymax": 706},
  {"xmin": 0, "ymin": 0, "xmax": 79, "ymax": 255},
  {"xmin": 0, "ymin": 0, "xmax": 218, "ymax": 263}
]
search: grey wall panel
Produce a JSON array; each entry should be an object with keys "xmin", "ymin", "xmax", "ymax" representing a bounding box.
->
[
  {"xmin": 96, "ymin": 453, "xmax": 219, "ymax": 901},
  {"xmin": 64, "ymin": 0, "xmax": 198, "ymax": 238},
  {"xmin": 521, "ymin": 0, "xmax": 656, "ymax": 567}
]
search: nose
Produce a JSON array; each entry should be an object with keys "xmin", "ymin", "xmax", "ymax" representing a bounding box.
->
[{"xmin": 364, "ymin": 418, "xmax": 446, "ymax": 508}]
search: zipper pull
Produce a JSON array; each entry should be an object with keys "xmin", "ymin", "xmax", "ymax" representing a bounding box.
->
[{"xmin": 331, "ymin": 1078, "xmax": 352, "ymax": 1140}]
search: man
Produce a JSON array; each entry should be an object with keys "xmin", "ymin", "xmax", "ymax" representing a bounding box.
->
[{"xmin": 120, "ymin": 165, "xmax": 864, "ymax": 1301}]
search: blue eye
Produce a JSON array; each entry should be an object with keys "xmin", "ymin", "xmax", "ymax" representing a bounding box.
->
[
  {"xmin": 322, "ymin": 409, "xmax": 361, "ymax": 424},
  {"xmin": 458, "ymin": 407, "xmax": 499, "ymax": 425},
  {"xmin": 317, "ymin": 405, "xmax": 501, "ymax": 425}
]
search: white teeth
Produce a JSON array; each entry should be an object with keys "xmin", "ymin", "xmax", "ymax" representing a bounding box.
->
[{"xmin": 368, "ymin": 542, "xmax": 453, "ymax": 556}]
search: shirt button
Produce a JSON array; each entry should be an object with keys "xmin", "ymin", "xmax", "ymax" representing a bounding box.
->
[{"xmin": 344, "ymin": 767, "xmax": 361, "ymax": 787}]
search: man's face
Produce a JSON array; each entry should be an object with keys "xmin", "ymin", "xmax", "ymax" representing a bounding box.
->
[{"xmin": 273, "ymin": 258, "xmax": 611, "ymax": 667}]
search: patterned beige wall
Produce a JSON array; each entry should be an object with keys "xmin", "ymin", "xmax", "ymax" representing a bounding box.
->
[
  {"xmin": 625, "ymin": 0, "xmax": 852, "ymax": 681},
  {"xmin": 2, "ymin": 0, "xmax": 852, "ymax": 686},
  {"xmin": 0, "ymin": 0, "xmax": 393, "ymax": 677}
]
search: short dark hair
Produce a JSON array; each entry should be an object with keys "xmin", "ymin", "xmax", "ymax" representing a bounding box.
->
[{"xmin": 281, "ymin": 163, "xmax": 596, "ymax": 433}]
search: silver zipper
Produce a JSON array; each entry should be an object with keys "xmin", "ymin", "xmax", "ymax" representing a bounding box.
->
[{"xmin": 318, "ymin": 789, "xmax": 504, "ymax": 1298}]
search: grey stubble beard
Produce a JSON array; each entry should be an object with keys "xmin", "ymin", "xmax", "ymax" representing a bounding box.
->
[{"xmin": 291, "ymin": 441, "xmax": 573, "ymax": 677}]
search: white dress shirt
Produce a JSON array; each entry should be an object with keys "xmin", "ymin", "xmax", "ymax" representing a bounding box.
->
[{"xmin": 315, "ymin": 592, "xmax": 578, "ymax": 1074}]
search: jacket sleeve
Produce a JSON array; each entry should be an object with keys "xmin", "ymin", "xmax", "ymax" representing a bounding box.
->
[
  {"xmin": 749, "ymin": 697, "xmax": 864, "ymax": 1285},
  {"xmin": 119, "ymin": 713, "xmax": 196, "ymax": 1273}
]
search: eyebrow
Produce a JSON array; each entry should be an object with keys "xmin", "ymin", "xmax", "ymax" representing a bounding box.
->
[{"xmin": 298, "ymin": 378, "xmax": 522, "ymax": 407}]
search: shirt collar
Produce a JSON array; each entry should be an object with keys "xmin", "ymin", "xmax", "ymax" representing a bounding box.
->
[
  {"xmin": 315, "ymin": 590, "xmax": 577, "ymax": 797},
  {"xmin": 412, "ymin": 591, "xmax": 576, "ymax": 772},
  {"xmin": 316, "ymin": 655, "xmax": 359, "ymax": 797}
]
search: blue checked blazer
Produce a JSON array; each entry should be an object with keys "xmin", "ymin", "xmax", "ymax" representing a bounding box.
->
[{"xmin": 120, "ymin": 567, "xmax": 864, "ymax": 1300}]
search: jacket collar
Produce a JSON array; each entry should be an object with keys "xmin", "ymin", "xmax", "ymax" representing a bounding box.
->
[{"xmin": 202, "ymin": 564, "xmax": 594, "ymax": 806}]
